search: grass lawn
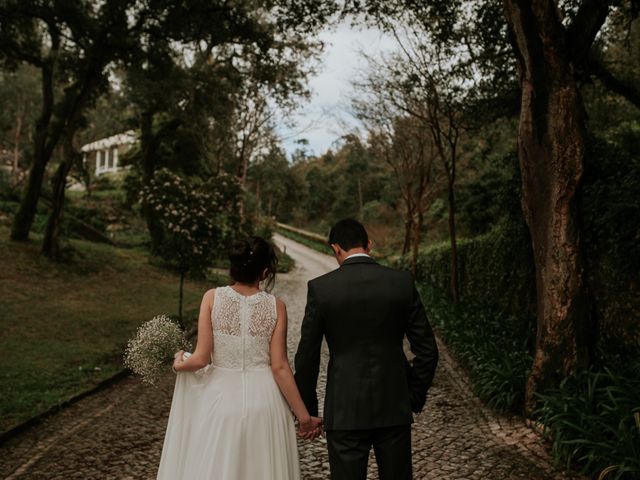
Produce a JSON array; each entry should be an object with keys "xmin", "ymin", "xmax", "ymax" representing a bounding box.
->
[{"xmin": 0, "ymin": 226, "xmax": 225, "ymax": 434}]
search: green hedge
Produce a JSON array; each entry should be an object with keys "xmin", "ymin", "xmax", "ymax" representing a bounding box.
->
[{"xmin": 401, "ymin": 219, "xmax": 536, "ymax": 317}]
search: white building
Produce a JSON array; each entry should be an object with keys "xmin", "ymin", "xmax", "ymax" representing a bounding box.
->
[{"xmin": 81, "ymin": 130, "xmax": 137, "ymax": 177}]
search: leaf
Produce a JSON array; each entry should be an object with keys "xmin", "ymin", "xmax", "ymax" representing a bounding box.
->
[{"xmin": 597, "ymin": 465, "xmax": 619, "ymax": 480}]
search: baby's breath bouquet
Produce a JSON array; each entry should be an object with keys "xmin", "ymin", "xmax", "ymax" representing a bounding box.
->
[{"xmin": 124, "ymin": 315, "xmax": 191, "ymax": 385}]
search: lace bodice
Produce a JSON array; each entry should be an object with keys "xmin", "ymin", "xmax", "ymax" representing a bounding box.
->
[{"xmin": 211, "ymin": 286, "xmax": 277, "ymax": 370}]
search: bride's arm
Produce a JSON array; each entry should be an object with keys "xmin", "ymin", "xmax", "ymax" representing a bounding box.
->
[
  {"xmin": 270, "ymin": 299, "xmax": 321, "ymax": 434},
  {"xmin": 173, "ymin": 289, "xmax": 215, "ymax": 372}
]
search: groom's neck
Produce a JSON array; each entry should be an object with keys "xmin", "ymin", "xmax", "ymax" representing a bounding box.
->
[{"xmin": 338, "ymin": 248, "xmax": 369, "ymax": 265}]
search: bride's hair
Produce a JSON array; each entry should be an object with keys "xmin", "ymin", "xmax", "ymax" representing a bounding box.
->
[{"xmin": 228, "ymin": 236, "xmax": 278, "ymax": 291}]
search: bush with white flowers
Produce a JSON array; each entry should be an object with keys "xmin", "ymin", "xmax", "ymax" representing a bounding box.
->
[{"xmin": 140, "ymin": 169, "xmax": 247, "ymax": 321}]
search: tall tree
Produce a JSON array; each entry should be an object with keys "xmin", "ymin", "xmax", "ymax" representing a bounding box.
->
[
  {"xmin": 354, "ymin": 32, "xmax": 471, "ymax": 300},
  {"xmin": 122, "ymin": 0, "xmax": 321, "ymax": 243},
  {"xmin": 501, "ymin": 0, "xmax": 605, "ymax": 411},
  {"xmin": 0, "ymin": 66, "xmax": 41, "ymax": 189},
  {"xmin": 343, "ymin": 0, "xmax": 640, "ymax": 410},
  {"xmin": 42, "ymin": 124, "xmax": 81, "ymax": 258},
  {"xmin": 0, "ymin": 0, "xmax": 137, "ymax": 241},
  {"xmin": 353, "ymin": 78, "xmax": 438, "ymax": 275}
]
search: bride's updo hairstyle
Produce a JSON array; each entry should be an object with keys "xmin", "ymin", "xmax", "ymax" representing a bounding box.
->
[{"xmin": 229, "ymin": 236, "xmax": 278, "ymax": 291}]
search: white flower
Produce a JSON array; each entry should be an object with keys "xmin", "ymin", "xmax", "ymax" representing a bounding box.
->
[{"xmin": 123, "ymin": 315, "xmax": 191, "ymax": 385}]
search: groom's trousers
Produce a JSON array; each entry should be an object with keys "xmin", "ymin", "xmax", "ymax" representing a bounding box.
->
[{"xmin": 325, "ymin": 425, "xmax": 412, "ymax": 480}]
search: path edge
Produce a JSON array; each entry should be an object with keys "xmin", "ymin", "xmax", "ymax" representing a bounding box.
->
[
  {"xmin": 0, "ymin": 368, "xmax": 131, "ymax": 446},
  {"xmin": 0, "ymin": 325, "xmax": 199, "ymax": 446}
]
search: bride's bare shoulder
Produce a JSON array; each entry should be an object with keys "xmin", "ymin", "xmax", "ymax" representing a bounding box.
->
[{"xmin": 202, "ymin": 288, "xmax": 218, "ymax": 307}]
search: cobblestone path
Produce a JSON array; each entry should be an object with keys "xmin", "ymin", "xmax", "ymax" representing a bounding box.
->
[{"xmin": 0, "ymin": 234, "xmax": 582, "ymax": 479}]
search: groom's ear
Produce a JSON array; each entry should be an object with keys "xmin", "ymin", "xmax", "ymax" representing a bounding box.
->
[
  {"xmin": 366, "ymin": 240, "xmax": 372, "ymax": 252},
  {"xmin": 330, "ymin": 243, "xmax": 340, "ymax": 256}
]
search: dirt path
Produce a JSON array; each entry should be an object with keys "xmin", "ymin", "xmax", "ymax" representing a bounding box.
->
[{"xmin": 0, "ymin": 234, "xmax": 580, "ymax": 479}]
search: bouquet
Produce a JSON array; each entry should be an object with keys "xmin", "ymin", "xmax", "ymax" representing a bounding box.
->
[{"xmin": 123, "ymin": 315, "xmax": 191, "ymax": 385}]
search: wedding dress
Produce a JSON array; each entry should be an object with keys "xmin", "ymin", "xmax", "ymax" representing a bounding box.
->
[{"xmin": 157, "ymin": 286, "xmax": 301, "ymax": 480}]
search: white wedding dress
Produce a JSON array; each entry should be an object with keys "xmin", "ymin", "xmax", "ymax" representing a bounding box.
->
[{"xmin": 157, "ymin": 286, "xmax": 301, "ymax": 480}]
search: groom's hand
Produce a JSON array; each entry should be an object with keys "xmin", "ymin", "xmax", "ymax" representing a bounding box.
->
[{"xmin": 297, "ymin": 416, "xmax": 324, "ymax": 440}]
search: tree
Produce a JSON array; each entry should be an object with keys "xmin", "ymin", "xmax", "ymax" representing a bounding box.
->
[
  {"xmin": 353, "ymin": 75, "xmax": 438, "ymax": 275},
  {"xmin": 0, "ymin": 0, "xmax": 137, "ymax": 241},
  {"xmin": 500, "ymin": 0, "xmax": 602, "ymax": 412},
  {"xmin": 41, "ymin": 124, "xmax": 81, "ymax": 258},
  {"xmin": 249, "ymin": 141, "xmax": 295, "ymax": 219},
  {"xmin": 341, "ymin": 0, "xmax": 640, "ymax": 411},
  {"xmin": 141, "ymin": 168, "xmax": 242, "ymax": 324},
  {"xmin": 354, "ymin": 31, "xmax": 471, "ymax": 299},
  {"xmin": 0, "ymin": 65, "xmax": 41, "ymax": 189},
  {"xmin": 121, "ymin": 0, "xmax": 321, "ymax": 243},
  {"xmin": 371, "ymin": 118, "xmax": 436, "ymax": 276}
]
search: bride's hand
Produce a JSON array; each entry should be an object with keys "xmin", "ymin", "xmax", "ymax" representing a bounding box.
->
[
  {"xmin": 172, "ymin": 350, "xmax": 184, "ymax": 373},
  {"xmin": 297, "ymin": 416, "xmax": 323, "ymax": 440}
]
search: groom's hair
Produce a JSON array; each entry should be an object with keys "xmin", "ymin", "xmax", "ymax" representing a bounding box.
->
[{"xmin": 328, "ymin": 218, "xmax": 369, "ymax": 251}]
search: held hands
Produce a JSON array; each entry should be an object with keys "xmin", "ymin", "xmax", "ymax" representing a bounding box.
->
[{"xmin": 297, "ymin": 416, "xmax": 324, "ymax": 440}]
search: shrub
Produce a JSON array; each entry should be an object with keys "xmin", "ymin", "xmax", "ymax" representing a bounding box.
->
[
  {"xmin": 398, "ymin": 219, "xmax": 536, "ymax": 317},
  {"xmin": 419, "ymin": 284, "xmax": 534, "ymax": 412},
  {"xmin": 140, "ymin": 169, "xmax": 248, "ymax": 322},
  {"xmin": 141, "ymin": 168, "xmax": 241, "ymax": 277},
  {"xmin": 581, "ymin": 133, "xmax": 640, "ymax": 346},
  {"xmin": 253, "ymin": 216, "xmax": 275, "ymax": 241},
  {"xmin": 535, "ymin": 360, "xmax": 640, "ymax": 480}
]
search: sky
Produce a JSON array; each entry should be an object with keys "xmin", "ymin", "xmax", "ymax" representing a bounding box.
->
[{"xmin": 278, "ymin": 23, "xmax": 397, "ymax": 157}]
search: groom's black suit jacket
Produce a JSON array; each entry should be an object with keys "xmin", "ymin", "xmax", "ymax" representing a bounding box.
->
[{"xmin": 294, "ymin": 255, "xmax": 439, "ymax": 431}]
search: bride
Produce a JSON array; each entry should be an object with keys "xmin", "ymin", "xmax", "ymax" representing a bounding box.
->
[{"xmin": 157, "ymin": 236, "xmax": 322, "ymax": 479}]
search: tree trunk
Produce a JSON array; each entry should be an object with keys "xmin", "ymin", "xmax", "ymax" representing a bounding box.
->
[
  {"xmin": 503, "ymin": 0, "xmax": 593, "ymax": 413},
  {"xmin": 256, "ymin": 180, "xmax": 261, "ymax": 217},
  {"xmin": 42, "ymin": 132, "xmax": 77, "ymax": 259},
  {"xmin": 140, "ymin": 111, "xmax": 155, "ymax": 183},
  {"xmin": 13, "ymin": 102, "xmax": 23, "ymax": 178},
  {"xmin": 178, "ymin": 267, "xmax": 185, "ymax": 328},
  {"xmin": 411, "ymin": 207, "xmax": 424, "ymax": 278},
  {"xmin": 402, "ymin": 200, "xmax": 414, "ymax": 256},
  {"xmin": 447, "ymin": 183, "xmax": 459, "ymax": 302},
  {"xmin": 139, "ymin": 110, "xmax": 164, "ymax": 251},
  {"xmin": 10, "ymin": 61, "xmax": 56, "ymax": 241}
]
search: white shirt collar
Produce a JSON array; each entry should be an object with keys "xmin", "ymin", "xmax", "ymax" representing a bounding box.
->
[{"xmin": 344, "ymin": 253, "xmax": 371, "ymax": 260}]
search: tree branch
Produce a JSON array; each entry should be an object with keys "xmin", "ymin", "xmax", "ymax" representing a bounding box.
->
[
  {"xmin": 565, "ymin": 0, "xmax": 614, "ymax": 63},
  {"xmin": 588, "ymin": 54, "xmax": 640, "ymax": 109}
]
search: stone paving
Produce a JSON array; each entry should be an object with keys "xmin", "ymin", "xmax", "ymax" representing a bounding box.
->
[{"xmin": 0, "ymin": 234, "xmax": 583, "ymax": 479}]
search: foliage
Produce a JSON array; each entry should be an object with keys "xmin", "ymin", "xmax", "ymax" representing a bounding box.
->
[
  {"xmin": 0, "ymin": 65, "xmax": 41, "ymax": 172},
  {"xmin": 275, "ymin": 247, "xmax": 295, "ymax": 273},
  {"xmin": 534, "ymin": 361, "xmax": 640, "ymax": 479},
  {"xmin": 247, "ymin": 144, "xmax": 305, "ymax": 221},
  {"xmin": 457, "ymin": 150, "xmax": 522, "ymax": 236},
  {"xmin": 140, "ymin": 169, "xmax": 243, "ymax": 276},
  {"xmin": 582, "ymin": 131, "xmax": 640, "ymax": 279},
  {"xmin": 399, "ymin": 219, "xmax": 536, "ymax": 316},
  {"xmin": 580, "ymin": 131, "xmax": 640, "ymax": 345},
  {"xmin": 419, "ymin": 284, "xmax": 533, "ymax": 412}
]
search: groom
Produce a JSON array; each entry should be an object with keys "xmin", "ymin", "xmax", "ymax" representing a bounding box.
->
[{"xmin": 294, "ymin": 218, "xmax": 439, "ymax": 480}]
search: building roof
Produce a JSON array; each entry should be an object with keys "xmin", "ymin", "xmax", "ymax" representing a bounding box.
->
[{"xmin": 81, "ymin": 130, "xmax": 137, "ymax": 153}]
